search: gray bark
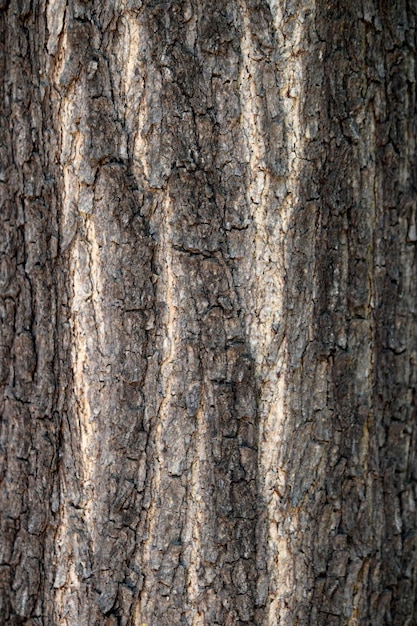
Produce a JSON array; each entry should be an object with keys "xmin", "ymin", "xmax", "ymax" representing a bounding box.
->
[{"xmin": 1, "ymin": 0, "xmax": 416, "ymax": 624}]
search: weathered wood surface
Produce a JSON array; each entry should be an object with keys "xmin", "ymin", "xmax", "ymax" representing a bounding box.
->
[{"xmin": 1, "ymin": 0, "xmax": 416, "ymax": 624}]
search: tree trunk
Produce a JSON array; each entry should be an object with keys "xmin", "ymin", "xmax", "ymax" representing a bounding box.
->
[{"xmin": 1, "ymin": 0, "xmax": 416, "ymax": 624}]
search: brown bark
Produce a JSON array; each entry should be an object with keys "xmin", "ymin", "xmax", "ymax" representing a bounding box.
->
[{"xmin": 0, "ymin": 1, "xmax": 416, "ymax": 624}]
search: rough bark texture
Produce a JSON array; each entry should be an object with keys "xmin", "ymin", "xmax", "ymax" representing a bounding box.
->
[{"xmin": 1, "ymin": 0, "xmax": 416, "ymax": 624}]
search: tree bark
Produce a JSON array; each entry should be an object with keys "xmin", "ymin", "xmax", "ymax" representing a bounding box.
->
[{"xmin": 1, "ymin": 1, "xmax": 416, "ymax": 624}]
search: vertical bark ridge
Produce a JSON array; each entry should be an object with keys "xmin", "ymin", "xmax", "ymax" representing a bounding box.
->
[
  {"xmin": 130, "ymin": 2, "xmax": 260, "ymax": 623},
  {"xmin": 259, "ymin": 1, "xmax": 417, "ymax": 624},
  {"xmin": 0, "ymin": 1, "xmax": 62, "ymax": 623},
  {"xmin": 46, "ymin": 0, "xmax": 261, "ymax": 623},
  {"xmin": 50, "ymin": 3, "xmax": 156, "ymax": 623},
  {"xmin": 371, "ymin": 2, "xmax": 417, "ymax": 621},
  {"xmin": 235, "ymin": 1, "xmax": 316, "ymax": 621}
]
